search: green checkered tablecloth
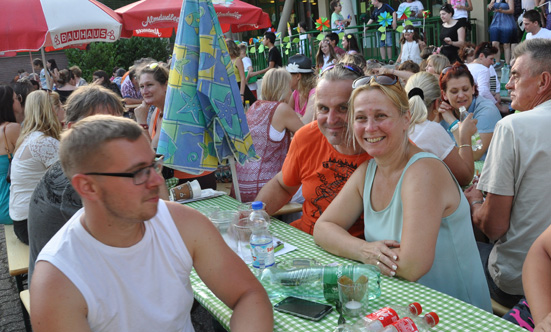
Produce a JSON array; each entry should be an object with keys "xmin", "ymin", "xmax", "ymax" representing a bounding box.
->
[{"xmin": 186, "ymin": 195, "xmax": 524, "ymax": 332}]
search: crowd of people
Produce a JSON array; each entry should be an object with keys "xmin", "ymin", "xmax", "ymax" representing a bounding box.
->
[{"xmin": 2, "ymin": 2, "xmax": 551, "ymax": 330}]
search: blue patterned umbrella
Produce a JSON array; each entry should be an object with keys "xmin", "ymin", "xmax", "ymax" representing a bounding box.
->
[{"xmin": 158, "ymin": 0, "xmax": 258, "ymax": 182}]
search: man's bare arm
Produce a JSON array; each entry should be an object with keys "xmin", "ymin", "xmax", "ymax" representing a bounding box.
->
[
  {"xmin": 169, "ymin": 203, "xmax": 273, "ymax": 331},
  {"xmin": 465, "ymin": 188, "xmax": 513, "ymax": 241},
  {"xmin": 255, "ymin": 171, "xmax": 300, "ymax": 215},
  {"xmin": 31, "ymin": 262, "xmax": 91, "ymax": 332}
]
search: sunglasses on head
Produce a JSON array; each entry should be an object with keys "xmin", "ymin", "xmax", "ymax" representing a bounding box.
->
[{"xmin": 352, "ymin": 74, "xmax": 399, "ymax": 89}]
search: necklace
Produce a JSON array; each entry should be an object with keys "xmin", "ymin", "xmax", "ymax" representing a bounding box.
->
[{"xmin": 403, "ymin": 41, "xmax": 414, "ymax": 61}]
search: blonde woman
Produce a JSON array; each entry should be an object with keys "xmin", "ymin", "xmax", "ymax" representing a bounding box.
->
[
  {"xmin": 425, "ymin": 54, "xmax": 450, "ymax": 76},
  {"xmin": 9, "ymin": 90, "xmax": 62, "ymax": 244},
  {"xmin": 234, "ymin": 68, "xmax": 304, "ymax": 202},
  {"xmin": 314, "ymin": 74, "xmax": 491, "ymax": 311}
]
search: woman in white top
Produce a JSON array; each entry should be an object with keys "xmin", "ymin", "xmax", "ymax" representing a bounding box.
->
[
  {"xmin": 396, "ymin": 25, "xmax": 424, "ymax": 64},
  {"xmin": 405, "ymin": 72, "xmax": 477, "ymax": 186},
  {"xmin": 9, "ymin": 90, "xmax": 62, "ymax": 244}
]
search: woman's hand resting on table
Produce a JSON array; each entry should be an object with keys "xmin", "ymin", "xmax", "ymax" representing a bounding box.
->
[{"xmin": 359, "ymin": 240, "xmax": 400, "ymax": 277}]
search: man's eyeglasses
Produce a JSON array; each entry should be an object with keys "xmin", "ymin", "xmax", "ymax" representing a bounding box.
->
[
  {"xmin": 352, "ymin": 74, "xmax": 399, "ymax": 89},
  {"xmin": 321, "ymin": 63, "xmax": 364, "ymax": 77},
  {"xmin": 85, "ymin": 155, "xmax": 164, "ymax": 185}
]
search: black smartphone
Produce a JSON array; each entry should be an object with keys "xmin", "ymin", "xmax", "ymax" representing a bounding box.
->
[{"xmin": 274, "ymin": 296, "xmax": 333, "ymax": 321}]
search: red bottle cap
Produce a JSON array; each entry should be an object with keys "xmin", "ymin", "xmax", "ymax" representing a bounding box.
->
[
  {"xmin": 425, "ymin": 312, "xmax": 439, "ymax": 326},
  {"xmin": 409, "ymin": 302, "xmax": 422, "ymax": 315}
]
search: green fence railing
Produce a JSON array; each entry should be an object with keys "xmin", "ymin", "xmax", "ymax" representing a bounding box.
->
[{"xmin": 246, "ymin": 16, "xmax": 477, "ymax": 71}]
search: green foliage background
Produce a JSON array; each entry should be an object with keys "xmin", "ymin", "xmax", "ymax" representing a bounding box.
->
[{"xmin": 65, "ymin": 38, "xmax": 171, "ymax": 82}]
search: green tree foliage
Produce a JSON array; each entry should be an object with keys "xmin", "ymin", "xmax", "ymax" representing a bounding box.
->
[{"xmin": 65, "ymin": 38, "xmax": 171, "ymax": 81}]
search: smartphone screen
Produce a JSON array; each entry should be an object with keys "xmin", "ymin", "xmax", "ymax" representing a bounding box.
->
[{"xmin": 274, "ymin": 296, "xmax": 333, "ymax": 321}]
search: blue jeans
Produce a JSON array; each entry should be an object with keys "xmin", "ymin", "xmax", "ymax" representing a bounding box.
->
[
  {"xmin": 376, "ymin": 31, "xmax": 394, "ymax": 47},
  {"xmin": 477, "ymin": 242, "xmax": 523, "ymax": 308}
]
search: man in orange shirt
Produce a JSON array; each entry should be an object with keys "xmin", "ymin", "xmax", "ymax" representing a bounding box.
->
[{"xmin": 256, "ymin": 63, "xmax": 371, "ymax": 236}]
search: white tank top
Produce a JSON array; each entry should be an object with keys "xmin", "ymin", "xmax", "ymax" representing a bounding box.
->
[
  {"xmin": 401, "ymin": 40, "xmax": 423, "ymax": 64},
  {"xmin": 37, "ymin": 200, "xmax": 195, "ymax": 332}
]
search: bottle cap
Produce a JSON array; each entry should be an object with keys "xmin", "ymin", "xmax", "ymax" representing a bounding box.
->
[
  {"xmin": 189, "ymin": 180, "xmax": 202, "ymax": 198},
  {"xmin": 425, "ymin": 312, "xmax": 439, "ymax": 326},
  {"xmin": 252, "ymin": 201, "xmax": 264, "ymax": 210},
  {"xmin": 409, "ymin": 302, "xmax": 422, "ymax": 315}
]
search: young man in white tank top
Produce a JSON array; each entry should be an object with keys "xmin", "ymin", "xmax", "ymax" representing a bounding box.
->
[{"xmin": 30, "ymin": 116, "xmax": 273, "ymax": 332}]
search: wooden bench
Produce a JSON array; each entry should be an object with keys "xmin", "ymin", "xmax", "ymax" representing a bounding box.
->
[
  {"xmin": 273, "ymin": 202, "xmax": 303, "ymax": 216},
  {"xmin": 3, "ymin": 225, "xmax": 32, "ymax": 332},
  {"xmin": 4, "ymin": 224, "xmax": 30, "ymax": 278},
  {"xmin": 20, "ymin": 290, "xmax": 30, "ymax": 315},
  {"xmin": 491, "ymin": 299, "xmax": 512, "ymax": 317}
]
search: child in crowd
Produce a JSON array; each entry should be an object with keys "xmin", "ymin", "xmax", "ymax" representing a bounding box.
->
[{"xmin": 396, "ymin": 25, "xmax": 425, "ymax": 64}]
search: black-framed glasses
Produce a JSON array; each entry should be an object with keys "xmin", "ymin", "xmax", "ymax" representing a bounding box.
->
[
  {"xmin": 321, "ymin": 63, "xmax": 364, "ymax": 77},
  {"xmin": 85, "ymin": 155, "xmax": 164, "ymax": 185},
  {"xmin": 352, "ymin": 74, "xmax": 399, "ymax": 89}
]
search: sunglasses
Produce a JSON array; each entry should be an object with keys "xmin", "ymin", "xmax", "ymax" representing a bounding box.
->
[
  {"xmin": 352, "ymin": 74, "xmax": 399, "ymax": 89},
  {"xmin": 321, "ymin": 63, "xmax": 364, "ymax": 77}
]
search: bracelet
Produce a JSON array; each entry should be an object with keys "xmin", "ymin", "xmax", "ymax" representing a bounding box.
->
[
  {"xmin": 240, "ymin": 94, "xmax": 244, "ymax": 96},
  {"xmin": 139, "ymin": 123, "xmax": 149, "ymax": 130},
  {"xmin": 447, "ymin": 120, "xmax": 459, "ymax": 133},
  {"xmin": 470, "ymin": 200, "xmax": 484, "ymax": 207},
  {"xmin": 459, "ymin": 144, "xmax": 471, "ymax": 148}
]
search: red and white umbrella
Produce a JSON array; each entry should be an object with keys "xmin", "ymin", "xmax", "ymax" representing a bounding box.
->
[
  {"xmin": 0, "ymin": 0, "xmax": 124, "ymax": 53},
  {"xmin": 115, "ymin": 0, "xmax": 271, "ymax": 36}
]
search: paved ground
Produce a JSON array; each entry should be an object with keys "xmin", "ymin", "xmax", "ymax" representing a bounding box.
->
[
  {"xmin": 0, "ymin": 226, "xmax": 26, "ymax": 332},
  {"xmin": 0, "ymin": 226, "xmax": 219, "ymax": 332}
]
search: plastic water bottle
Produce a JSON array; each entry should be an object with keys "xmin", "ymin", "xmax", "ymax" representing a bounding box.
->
[
  {"xmin": 354, "ymin": 303, "xmax": 422, "ymax": 332},
  {"xmin": 249, "ymin": 201, "xmax": 274, "ymax": 271},
  {"xmin": 244, "ymin": 100, "xmax": 250, "ymax": 113},
  {"xmin": 459, "ymin": 106, "xmax": 482, "ymax": 151},
  {"xmin": 258, "ymin": 264, "xmax": 381, "ymax": 301},
  {"xmin": 500, "ymin": 65, "xmax": 510, "ymax": 97},
  {"xmin": 380, "ymin": 312, "xmax": 439, "ymax": 332}
]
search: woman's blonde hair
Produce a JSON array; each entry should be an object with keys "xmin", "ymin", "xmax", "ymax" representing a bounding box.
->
[
  {"xmin": 49, "ymin": 91, "xmax": 61, "ymax": 111},
  {"xmin": 15, "ymin": 90, "xmax": 62, "ymax": 151},
  {"xmin": 427, "ymin": 54, "xmax": 450, "ymax": 75},
  {"xmin": 261, "ymin": 68, "xmax": 292, "ymax": 102},
  {"xmin": 347, "ymin": 78, "xmax": 409, "ymax": 147},
  {"xmin": 297, "ymin": 72, "xmax": 317, "ymax": 102},
  {"xmin": 405, "ymin": 72, "xmax": 441, "ymax": 131}
]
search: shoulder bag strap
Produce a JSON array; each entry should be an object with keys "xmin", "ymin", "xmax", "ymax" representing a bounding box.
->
[{"xmin": 3, "ymin": 124, "xmax": 12, "ymax": 160}]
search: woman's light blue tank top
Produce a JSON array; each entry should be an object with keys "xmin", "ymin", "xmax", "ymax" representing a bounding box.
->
[{"xmin": 363, "ymin": 152, "xmax": 492, "ymax": 312}]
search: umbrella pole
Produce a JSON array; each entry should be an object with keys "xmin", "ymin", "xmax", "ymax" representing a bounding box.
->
[
  {"xmin": 228, "ymin": 156, "xmax": 242, "ymax": 202},
  {"xmin": 41, "ymin": 47, "xmax": 52, "ymax": 90},
  {"xmin": 29, "ymin": 52, "xmax": 35, "ymax": 75}
]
